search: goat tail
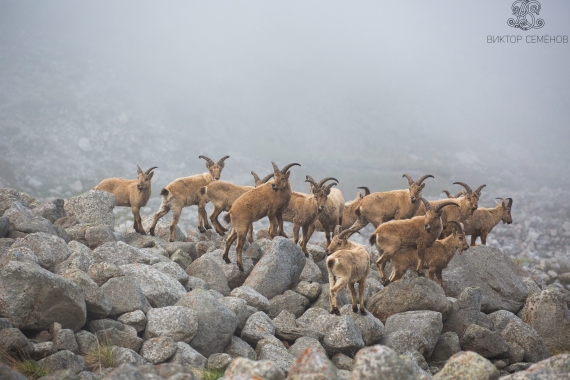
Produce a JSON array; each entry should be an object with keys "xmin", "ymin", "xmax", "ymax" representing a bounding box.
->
[
  {"xmin": 355, "ymin": 207, "xmax": 361, "ymax": 217},
  {"xmin": 327, "ymin": 257, "xmax": 336, "ymax": 270},
  {"xmin": 199, "ymin": 186, "xmax": 206, "ymax": 196},
  {"xmin": 160, "ymin": 188, "xmax": 169, "ymax": 197},
  {"xmin": 223, "ymin": 212, "xmax": 232, "ymax": 224},
  {"xmin": 369, "ymin": 234, "xmax": 376, "ymax": 246}
]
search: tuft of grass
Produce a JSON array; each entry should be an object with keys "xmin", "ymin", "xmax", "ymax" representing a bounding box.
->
[
  {"xmin": 512, "ymin": 257, "xmax": 533, "ymax": 267},
  {"xmin": 84, "ymin": 343, "xmax": 115, "ymax": 373},
  {"xmin": 550, "ymin": 348, "xmax": 570, "ymax": 356},
  {"xmin": 199, "ymin": 368, "xmax": 225, "ymax": 380},
  {"xmin": 0, "ymin": 349, "xmax": 50, "ymax": 380}
]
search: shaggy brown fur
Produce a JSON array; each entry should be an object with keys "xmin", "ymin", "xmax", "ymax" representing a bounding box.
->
[
  {"xmin": 94, "ymin": 165, "xmax": 157, "ymax": 234},
  {"xmin": 463, "ymin": 197, "xmax": 513, "ymax": 246}
]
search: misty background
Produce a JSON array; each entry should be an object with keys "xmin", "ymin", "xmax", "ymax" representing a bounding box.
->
[{"xmin": 1, "ymin": 0, "xmax": 569, "ymax": 210}]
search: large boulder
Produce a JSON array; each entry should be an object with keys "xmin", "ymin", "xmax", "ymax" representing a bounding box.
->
[
  {"xmin": 442, "ymin": 246, "xmax": 528, "ymax": 313},
  {"xmin": 287, "ymin": 347, "xmax": 341, "ymax": 380},
  {"xmin": 367, "ymin": 276, "xmax": 452, "ymax": 324},
  {"xmin": 37, "ymin": 350, "xmax": 86, "ymax": 374},
  {"xmin": 175, "ymin": 289, "xmax": 238, "ymax": 357},
  {"xmin": 141, "ymin": 215, "xmax": 186, "ymax": 242},
  {"xmin": 185, "ymin": 255, "xmax": 231, "ymax": 296},
  {"xmin": 223, "ymin": 357, "xmax": 285, "ymax": 380},
  {"xmin": 241, "ymin": 311, "xmax": 276, "ymax": 346},
  {"xmin": 3, "ymin": 202, "xmax": 57, "ymax": 236},
  {"xmin": 384, "ymin": 310, "xmax": 443, "ymax": 359},
  {"xmin": 167, "ymin": 342, "xmax": 207, "ymax": 368},
  {"xmin": 442, "ymin": 287, "xmax": 482, "ymax": 338},
  {"xmin": 500, "ymin": 354, "xmax": 570, "ymax": 379},
  {"xmin": 203, "ymin": 249, "xmax": 254, "ymax": 289},
  {"xmin": 100, "ymin": 276, "xmax": 152, "ymax": 316},
  {"xmin": 459, "ymin": 324, "xmax": 510, "ymax": 359},
  {"xmin": 351, "ymin": 345, "xmax": 416, "ymax": 380},
  {"xmin": 33, "ymin": 199, "xmax": 66, "ymax": 224},
  {"xmin": 0, "ymin": 260, "xmax": 86, "ymax": 331},
  {"xmin": 92, "ymin": 241, "xmax": 158, "ymax": 267},
  {"xmin": 64, "ymin": 190, "xmax": 115, "ymax": 228},
  {"xmin": 143, "ymin": 306, "xmax": 198, "ymax": 343},
  {"xmin": 120, "ymin": 263, "xmax": 187, "ymax": 307},
  {"xmin": 500, "ymin": 318, "xmax": 550, "ymax": 363},
  {"xmin": 230, "ymin": 286, "xmax": 270, "ymax": 312},
  {"xmin": 55, "ymin": 241, "xmax": 94, "ymax": 274},
  {"xmin": 60, "ymin": 269, "xmax": 112, "ymax": 319},
  {"xmin": 310, "ymin": 314, "xmax": 365, "ymax": 356},
  {"xmin": 339, "ymin": 305, "xmax": 385, "ymax": 346},
  {"xmin": 518, "ymin": 287, "xmax": 570, "ymax": 352},
  {"xmin": 242, "ymin": 237, "xmax": 306, "ymax": 300},
  {"xmin": 433, "ymin": 351, "xmax": 499, "ymax": 380},
  {"xmin": 9, "ymin": 232, "xmax": 71, "ymax": 272},
  {"xmin": 268, "ymin": 290, "xmax": 310, "ymax": 318}
]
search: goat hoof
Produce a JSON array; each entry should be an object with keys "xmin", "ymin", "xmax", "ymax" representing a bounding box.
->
[
  {"xmin": 417, "ymin": 272, "xmax": 425, "ymax": 277},
  {"xmin": 382, "ymin": 279, "xmax": 391, "ymax": 286},
  {"xmin": 330, "ymin": 307, "xmax": 340, "ymax": 315},
  {"xmin": 360, "ymin": 308, "xmax": 368, "ymax": 315},
  {"xmin": 205, "ymin": 225, "xmax": 212, "ymax": 230},
  {"xmin": 237, "ymin": 265, "xmax": 244, "ymax": 272},
  {"xmin": 352, "ymin": 305, "xmax": 358, "ymax": 313},
  {"xmin": 149, "ymin": 228, "xmax": 155, "ymax": 236},
  {"xmin": 198, "ymin": 227, "xmax": 206, "ymax": 233},
  {"xmin": 223, "ymin": 257, "xmax": 231, "ymax": 264}
]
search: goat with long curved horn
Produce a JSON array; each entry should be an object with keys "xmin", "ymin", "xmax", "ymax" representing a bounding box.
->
[
  {"xmin": 145, "ymin": 166, "xmax": 158, "ymax": 174},
  {"xmin": 317, "ymin": 177, "xmax": 339, "ymax": 189},
  {"xmin": 416, "ymin": 174, "xmax": 434, "ymax": 185},
  {"xmin": 216, "ymin": 155, "xmax": 230, "ymax": 168},
  {"xmin": 474, "ymin": 184, "xmax": 486, "ymax": 195},
  {"xmin": 402, "ymin": 174, "xmax": 414, "ymax": 186},
  {"xmin": 357, "ymin": 187, "xmax": 371, "ymax": 196},
  {"xmin": 281, "ymin": 162, "xmax": 301, "ymax": 174},
  {"xmin": 453, "ymin": 181, "xmax": 473, "ymax": 194},
  {"xmin": 199, "ymin": 155, "xmax": 215, "ymax": 167}
]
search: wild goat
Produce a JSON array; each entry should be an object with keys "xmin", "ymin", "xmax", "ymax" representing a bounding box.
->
[
  {"xmin": 317, "ymin": 186, "xmax": 369, "ymax": 232},
  {"xmin": 463, "ymin": 197, "xmax": 513, "ymax": 246},
  {"xmin": 94, "ymin": 165, "xmax": 157, "ymax": 234},
  {"xmin": 222, "ymin": 162, "xmax": 300, "ymax": 271},
  {"xmin": 149, "ymin": 155, "xmax": 229, "ymax": 242},
  {"xmin": 197, "ymin": 171, "xmax": 274, "ymax": 237},
  {"xmin": 370, "ymin": 198, "xmax": 458, "ymax": 285},
  {"xmin": 326, "ymin": 228, "xmax": 370, "ymax": 315},
  {"xmin": 419, "ymin": 182, "xmax": 486, "ymax": 238},
  {"xmin": 350, "ymin": 174, "xmax": 434, "ymax": 231},
  {"xmin": 282, "ymin": 177, "xmax": 337, "ymax": 255},
  {"xmin": 303, "ymin": 176, "xmax": 345, "ymax": 246},
  {"xmin": 387, "ymin": 220, "xmax": 469, "ymax": 286}
]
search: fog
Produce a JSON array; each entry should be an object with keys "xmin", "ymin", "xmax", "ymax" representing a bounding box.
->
[{"xmin": 1, "ymin": 0, "xmax": 569, "ymax": 201}]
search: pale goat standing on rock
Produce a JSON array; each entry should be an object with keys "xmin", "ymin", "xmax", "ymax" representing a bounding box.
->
[
  {"xmin": 303, "ymin": 175, "xmax": 345, "ymax": 246},
  {"xmin": 463, "ymin": 197, "xmax": 513, "ymax": 246},
  {"xmin": 149, "ymin": 155, "xmax": 229, "ymax": 242},
  {"xmin": 325, "ymin": 228, "xmax": 370, "ymax": 315},
  {"xmin": 223, "ymin": 162, "xmax": 300, "ymax": 271},
  {"xmin": 370, "ymin": 198, "xmax": 458, "ymax": 285},
  {"xmin": 94, "ymin": 165, "xmax": 157, "ymax": 234},
  {"xmin": 387, "ymin": 220, "xmax": 469, "ymax": 286}
]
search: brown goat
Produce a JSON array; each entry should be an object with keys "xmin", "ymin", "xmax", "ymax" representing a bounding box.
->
[
  {"xmin": 313, "ymin": 186, "xmax": 369, "ymax": 234},
  {"xmin": 149, "ymin": 155, "xmax": 229, "ymax": 242},
  {"xmin": 350, "ymin": 174, "xmax": 434, "ymax": 231},
  {"xmin": 370, "ymin": 198, "xmax": 458, "ymax": 285},
  {"xmin": 282, "ymin": 178, "xmax": 336, "ymax": 255},
  {"xmin": 388, "ymin": 220, "xmax": 469, "ymax": 286},
  {"xmin": 94, "ymin": 165, "xmax": 157, "ymax": 234},
  {"xmin": 463, "ymin": 197, "xmax": 513, "ymax": 246},
  {"xmin": 197, "ymin": 171, "xmax": 273, "ymax": 237},
  {"xmin": 304, "ymin": 176, "xmax": 345, "ymax": 246},
  {"xmin": 326, "ymin": 228, "xmax": 370, "ymax": 315},
  {"xmin": 222, "ymin": 162, "xmax": 300, "ymax": 270}
]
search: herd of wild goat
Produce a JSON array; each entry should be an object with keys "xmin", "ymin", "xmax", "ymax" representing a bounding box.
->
[{"xmin": 94, "ymin": 155, "xmax": 513, "ymax": 315}]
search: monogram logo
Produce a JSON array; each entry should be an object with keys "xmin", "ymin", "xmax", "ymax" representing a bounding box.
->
[{"xmin": 508, "ymin": 0, "xmax": 545, "ymax": 30}]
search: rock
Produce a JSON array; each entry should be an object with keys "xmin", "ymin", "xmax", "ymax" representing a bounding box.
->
[
  {"xmin": 288, "ymin": 337, "xmax": 326, "ymax": 358},
  {"xmin": 31, "ymin": 341, "xmax": 57, "ymax": 360},
  {"xmin": 0, "ymin": 217, "xmax": 8, "ymax": 238},
  {"xmin": 9, "ymin": 232, "xmax": 71, "ymax": 272},
  {"xmin": 487, "ymin": 310, "xmax": 519, "ymax": 333},
  {"xmin": 367, "ymin": 276, "xmax": 452, "ymax": 324},
  {"xmin": 207, "ymin": 353, "xmax": 233, "ymax": 371},
  {"xmin": 351, "ymin": 345, "xmax": 416, "ymax": 380},
  {"xmin": 121, "ymin": 263, "xmax": 187, "ymax": 307},
  {"xmin": 0, "ymin": 363, "xmax": 27, "ymax": 380},
  {"xmin": 241, "ymin": 311, "xmax": 276, "ymax": 346},
  {"xmin": 310, "ymin": 314, "xmax": 365, "ymax": 356},
  {"xmin": 117, "ymin": 310, "xmax": 147, "ymax": 332},
  {"xmin": 33, "ymin": 199, "xmax": 66, "ymax": 224},
  {"xmin": 85, "ymin": 224, "xmax": 117, "ymax": 249},
  {"xmin": 141, "ymin": 215, "xmax": 185, "ymax": 242},
  {"xmin": 459, "ymin": 324, "xmax": 510, "ymax": 359},
  {"xmin": 0, "ymin": 317, "xmax": 13, "ymax": 330},
  {"xmin": 4, "ymin": 202, "xmax": 57, "ymax": 236},
  {"xmin": 273, "ymin": 310, "xmax": 324, "ymax": 342},
  {"xmin": 442, "ymin": 287, "xmax": 482, "ymax": 338},
  {"xmin": 64, "ymin": 190, "xmax": 115, "ymax": 228},
  {"xmin": 242, "ymin": 237, "xmax": 306, "ymax": 299},
  {"xmin": 297, "ymin": 307, "xmax": 329, "ymax": 327},
  {"xmin": 300, "ymin": 257, "xmax": 323, "ymax": 283},
  {"xmin": 332, "ymin": 352, "xmax": 355, "ymax": 371},
  {"xmin": 92, "ymin": 242, "xmax": 156, "ymax": 267},
  {"xmin": 257, "ymin": 343, "xmax": 296, "ymax": 373},
  {"xmin": 379, "ymin": 330, "xmax": 429, "ymax": 356},
  {"xmin": 54, "ymin": 328, "xmax": 79, "ymax": 353},
  {"xmin": 287, "ymin": 347, "xmax": 341, "ymax": 380},
  {"xmin": 185, "ymin": 255, "xmax": 231, "ymax": 296},
  {"xmin": 339, "ymin": 305, "xmax": 385, "ymax": 346},
  {"xmin": 175, "ymin": 289, "xmax": 239, "ymax": 357},
  {"xmin": 60, "ymin": 269, "xmax": 112, "ymax": 319},
  {"xmin": 501, "ymin": 319, "xmax": 550, "ymax": 363},
  {"xmin": 217, "ymin": 296, "xmax": 253, "ymax": 334},
  {"xmin": 268, "ymin": 290, "xmax": 310, "ymax": 318},
  {"xmin": 0, "ymin": 328, "xmax": 34, "ymax": 358},
  {"xmin": 185, "ymin": 276, "xmax": 209, "ymax": 292},
  {"xmin": 230, "ymin": 286, "xmax": 270, "ymax": 312},
  {"xmin": 384, "ymin": 310, "xmax": 442, "ymax": 359},
  {"xmin": 501, "ymin": 354, "xmax": 570, "ymax": 379},
  {"xmin": 311, "ymin": 283, "xmax": 351, "ymax": 311},
  {"xmin": 75, "ymin": 330, "xmax": 98, "ymax": 355},
  {"xmin": 293, "ymin": 281, "xmax": 322, "ymax": 302},
  {"xmin": 38, "ymin": 350, "xmax": 86, "ymax": 374},
  {"xmin": 430, "ymin": 332, "xmax": 461, "ymax": 362},
  {"xmin": 161, "ymin": 241, "xmax": 198, "ymax": 260},
  {"xmin": 518, "ymin": 287, "xmax": 570, "ymax": 352},
  {"xmin": 0, "ymin": 260, "xmax": 86, "ymax": 331},
  {"xmin": 38, "ymin": 369, "xmax": 79, "ymax": 380},
  {"xmin": 87, "ymin": 262, "xmax": 124, "ymax": 287},
  {"xmin": 442, "ymin": 246, "xmax": 528, "ymax": 314},
  {"xmin": 204, "ymin": 249, "xmax": 254, "ymax": 289},
  {"xmin": 88, "ymin": 318, "xmax": 124, "ymax": 332},
  {"xmin": 96, "ymin": 327, "xmax": 143, "ymax": 352},
  {"xmin": 100, "ymin": 275, "xmax": 152, "ymax": 315},
  {"xmin": 0, "ymin": 189, "xmax": 39, "ymax": 213},
  {"xmin": 143, "ymin": 306, "xmax": 198, "ymax": 343},
  {"xmin": 225, "ymin": 336, "xmax": 257, "ymax": 360},
  {"xmin": 140, "ymin": 336, "xmax": 178, "ymax": 364},
  {"xmin": 167, "ymin": 342, "xmax": 207, "ymax": 368},
  {"xmin": 153, "ymin": 261, "xmax": 189, "ymax": 285},
  {"xmin": 171, "ymin": 249, "xmax": 193, "ymax": 270},
  {"xmin": 64, "ymin": 223, "xmax": 90, "ymax": 246},
  {"xmin": 55, "ymin": 241, "xmax": 93, "ymax": 274},
  {"xmin": 223, "ymin": 357, "xmax": 285, "ymax": 380},
  {"xmin": 110, "ymin": 347, "xmax": 146, "ymax": 367},
  {"xmin": 433, "ymin": 351, "xmax": 499, "ymax": 380}
]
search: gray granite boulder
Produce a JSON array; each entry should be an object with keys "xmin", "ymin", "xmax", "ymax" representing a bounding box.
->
[
  {"xmin": 224, "ymin": 336, "xmax": 257, "ymax": 360},
  {"xmin": 340, "ymin": 305, "xmax": 385, "ymax": 346},
  {"xmin": 121, "ymin": 263, "xmax": 187, "ymax": 307},
  {"xmin": 241, "ymin": 311, "xmax": 276, "ymax": 346},
  {"xmin": 38, "ymin": 350, "xmax": 86, "ymax": 374},
  {"xmin": 310, "ymin": 314, "xmax": 365, "ymax": 356},
  {"xmin": 64, "ymin": 190, "xmax": 115, "ymax": 228},
  {"xmin": 4, "ymin": 202, "xmax": 57, "ymax": 236},
  {"xmin": 442, "ymin": 287, "xmax": 483, "ymax": 338},
  {"xmin": 60, "ymin": 269, "xmax": 112, "ymax": 319},
  {"xmin": 167, "ymin": 342, "xmax": 207, "ymax": 368},
  {"xmin": 430, "ymin": 331, "xmax": 461, "ymax": 362},
  {"xmin": 459, "ymin": 324, "xmax": 510, "ymax": 359},
  {"xmin": 100, "ymin": 275, "xmax": 152, "ymax": 316},
  {"xmin": 223, "ymin": 357, "xmax": 285, "ymax": 380},
  {"xmin": 433, "ymin": 351, "xmax": 499, "ymax": 380},
  {"xmin": 185, "ymin": 255, "xmax": 231, "ymax": 296},
  {"xmin": 10, "ymin": 232, "xmax": 71, "ymax": 272},
  {"xmin": 140, "ymin": 336, "xmax": 178, "ymax": 364},
  {"xmin": 55, "ymin": 241, "xmax": 93, "ymax": 274},
  {"xmin": 384, "ymin": 310, "xmax": 443, "ymax": 358},
  {"xmin": 230, "ymin": 286, "xmax": 270, "ymax": 312},
  {"xmin": 143, "ymin": 306, "xmax": 198, "ymax": 343},
  {"xmin": 351, "ymin": 345, "xmax": 416, "ymax": 380},
  {"xmin": 268, "ymin": 290, "xmax": 310, "ymax": 318}
]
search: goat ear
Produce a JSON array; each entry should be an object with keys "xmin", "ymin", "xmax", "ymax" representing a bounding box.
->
[
  {"xmin": 284, "ymin": 171, "xmax": 291, "ymax": 179},
  {"xmin": 420, "ymin": 183, "xmax": 425, "ymax": 189},
  {"xmin": 149, "ymin": 171, "xmax": 154, "ymax": 179},
  {"xmin": 137, "ymin": 165, "xmax": 143, "ymax": 174}
]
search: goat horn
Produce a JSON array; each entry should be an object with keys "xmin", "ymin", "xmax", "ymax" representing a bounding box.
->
[
  {"xmin": 435, "ymin": 201, "xmax": 459, "ymax": 214},
  {"xmin": 217, "ymin": 155, "xmax": 230, "ymax": 166},
  {"xmin": 475, "ymin": 184, "xmax": 486, "ymax": 195},
  {"xmin": 251, "ymin": 171, "xmax": 261, "ymax": 183},
  {"xmin": 447, "ymin": 220, "xmax": 463, "ymax": 233},
  {"xmin": 199, "ymin": 156, "xmax": 215, "ymax": 167},
  {"xmin": 324, "ymin": 182, "xmax": 337, "ymax": 191},
  {"xmin": 357, "ymin": 186, "xmax": 370, "ymax": 196},
  {"xmin": 137, "ymin": 165, "xmax": 143, "ymax": 174},
  {"xmin": 442, "ymin": 190, "xmax": 452, "ymax": 197},
  {"xmin": 262, "ymin": 173, "xmax": 274, "ymax": 183},
  {"xmin": 495, "ymin": 197, "xmax": 505, "ymax": 203},
  {"xmin": 305, "ymin": 175, "xmax": 318, "ymax": 188},
  {"xmin": 453, "ymin": 182, "xmax": 473, "ymax": 194},
  {"xmin": 281, "ymin": 163, "xmax": 301, "ymax": 174},
  {"xmin": 271, "ymin": 161, "xmax": 280, "ymax": 173},
  {"xmin": 416, "ymin": 174, "xmax": 434, "ymax": 185},
  {"xmin": 454, "ymin": 191, "xmax": 464, "ymax": 198},
  {"xmin": 402, "ymin": 174, "xmax": 414, "ymax": 186},
  {"xmin": 317, "ymin": 177, "xmax": 339, "ymax": 189},
  {"xmin": 420, "ymin": 197, "xmax": 433, "ymax": 212},
  {"xmin": 145, "ymin": 166, "xmax": 158, "ymax": 174},
  {"xmin": 507, "ymin": 198, "xmax": 513, "ymax": 207},
  {"xmin": 337, "ymin": 228, "xmax": 360, "ymax": 240}
]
